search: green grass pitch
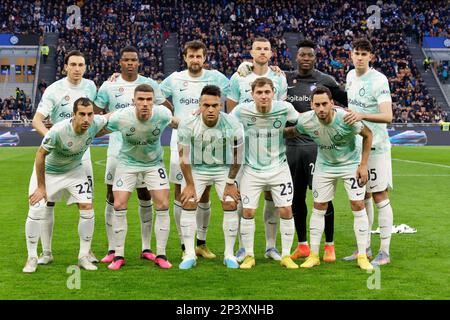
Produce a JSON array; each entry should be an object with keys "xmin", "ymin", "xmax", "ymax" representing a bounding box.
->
[{"xmin": 0, "ymin": 146, "xmax": 449, "ymax": 300}]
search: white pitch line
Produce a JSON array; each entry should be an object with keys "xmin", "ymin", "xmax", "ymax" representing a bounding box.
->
[
  {"xmin": 95, "ymin": 160, "xmax": 106, "ymax": 167},
  {"xmin": 394, "ymin": 174, "xmax": 450, "ymax": 177},
  {"xmin": 393, "ymin": 158, "xmax": 450, "ymax": 170}
]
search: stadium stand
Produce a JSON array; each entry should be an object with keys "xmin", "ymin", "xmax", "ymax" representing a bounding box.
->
[{"xmin": 0, "ymin": 0, "xmax": 448, "ymax": 122}]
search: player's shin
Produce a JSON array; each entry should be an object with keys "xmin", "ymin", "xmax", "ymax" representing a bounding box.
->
[
  {"xmin": 78, "ymin": 209, "xmax": 95, "ymax": 258},
  {"xmin": 26, "ymin": 206, "xmax": 44, "ymax": 258},
  {"xmin": 105, "ymin": 200, "xmax": 115, "ymax": 252},
  {"xmin": 139, "ymin": 200, "xmax": 153, "ymax": 251},
  {"xmin": 155, "ymin": 210, "xmax": 170, "ymax": 256},
  {"xmin": 40, "ymin": 205, "xmax": 54, "ymax": 253},
  {"xmin": 180, "ymin": 209, "xmax": 197, "ymax": 258},
  {"xmin": 280, "ymin": 217, "xmax": 295, "ymax": 257},
  {"xmin": 196, "ymin": 201, "xmax": 211, "ymax": 244},
  {"xmin": 309, "ymin": 208, "xmax": 326, "ymax": 254},
  {"xmin": 377, "ymin": 199, "xmax": 393, "ymax": 255},
  {"xmin": 264, "ymin": 199, "xmax": 278, "ymax": 250},
  {"xmin": 240, "ymin": 217, "xmax": 255, "ymax": 257},
  {"xmin": 365, "ymin": 197, "xmax": 374, "ymax": 249},
  {"xmin": 223, "ymin": 210, "xmax": 239, "ymax": 258},
  {"xmin": 353, "ymin": 209, "xmax": 369, "ymax": 255},
  {"xmin": 173, "ymin": 200, "xmax": 183, "ymax": 247},
  {"xmin": 112, "ymin": 209, "xmax": 128, "ymax": 257}
]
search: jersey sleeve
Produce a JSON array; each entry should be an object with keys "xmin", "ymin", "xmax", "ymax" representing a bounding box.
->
[
  {"xmin": 146, "ymin": 78, "xmax": 166, "ymax": 105},
  {"xmin": 94, "ymin": 82, "xmax": 110, "ymax": 110},
  {"xmin": 229, "ymin": 104, "xmax": 241, "ymax": 120},
  {"xmin": 41, "ymin": 129, "xmax": 58, "ymax": 153},
  {"xmin": 177, "ymin": 119, "xmax": 191, "ymax": 146},
  {"xmin": 159, "ymin": 73, "xmax": 173, "ymax": 98},
  {"xmin": 349, "ymin": 121, "xmax": 364, "ymax": 135},
  {"xmin": 286, "ymin": 102, "xmax": 299, "ymax": 123},
  {"xmin": 277, "ymin": 74, "xmax": 288, "ymax": 101},
  {"xmin": 227, "ymin": 73, "xmax": 241, "ymax": 102},
  {"xmin": 373, "ymin": 75, "xmax": 392, "ymax": 104},
  {"xmin": 216, "ymin": 71, "xmax": 230, "ymax": 97},
  {"xmin": 87, "ymin": 80, "xmax": 97, "ymax": 101},
  {"xmin": 92, "ymin": 115, "xmax": 108, "ymax": 133},
  {"xmin": 295, "ymin": 114, "xmax": 307, "ymax": 135},
  {"xmin": 232, "ymin": 120, "xmax": 244, "ymax": 148},
  {"xmin": 106, "ymin": 110, "xmax": 121, "ymax": 132},
  {"xmin": 36, "ymin": 86, "xmax": 56, "ymax": 117}
]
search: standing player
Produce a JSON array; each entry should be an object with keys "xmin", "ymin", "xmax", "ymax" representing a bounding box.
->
[
  {"xmin": 102, "ymin": 84, "xmax": 178, "ymax": 270},
  {"xmin": 94, "ymin": 46, "xmax": 173, "ymax": 264},
  {"xmin": 284, "ymin": 86, "xmax": 374, "ymax": 270},
  {"xmin": 227, "ymin": 37, "xmax": 288, "ymax": 262},
  {"xmin": 31, "ymin": 50, "xmax": 97, "ymax": 265},
  {"xmin": 285, "ymin": 40, "xmax": 348, "ymax": 262},
  {"xmin": 177, "ymin": 85, "xmax": 243, "ymax": 269},
  {"xmin": 160, "ymin": 40, "xmax": 229, "ymax": 259},
  {"xmin": 23, "ymin": 98, "xmax": 108, "ymax": 273},
  {"xmin": 230, "ymin": 77, "xmax": 299, "ymax": 270},
  {"xmin": 343, "ymin": 38, "xmax": 394, "ymax": 266}
]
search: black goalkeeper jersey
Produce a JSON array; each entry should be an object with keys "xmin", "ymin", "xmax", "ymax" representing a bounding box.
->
[{"xmin": 285, "ymin": 69, "xmax": 348, "ymax": 146}]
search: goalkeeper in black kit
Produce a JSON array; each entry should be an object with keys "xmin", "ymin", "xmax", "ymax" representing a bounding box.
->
[{"xmin": 286, "ymin": 39, "xmax": 348, "ymax": 261}]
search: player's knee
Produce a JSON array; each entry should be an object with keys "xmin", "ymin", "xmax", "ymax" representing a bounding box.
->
[
  {"xmin": 153, "ymin": 196, "xmax": 169, "ymax": 211},
  {"xmin": 78, "ymin": 203, "xmax": 93, "ymax": 211},
  {"xmin": 314, "ymin": 202, "xmax": 328, "ymax": 211},
  {"xmin": 182, "ymin": 199, "xmax": 197, "ymax": 211},
  {"xmin": 277, "ymin": 206, "xmax": 292, "ymax": 219},
  {"xmin": 372, "ymin": 190, "xmax": 388, "ymax": 203},
  {"xmin": 222, "ymin": 201, "xmax": 237, "ymax": 211},
  {"xmin": 114, "ymin": 200, "xmax": 128, "ymax": 211},
  {"xmin": 350, "ymin": 200, "xmax": 365, "ymax": 211},
  {"xmin": 364, "ymin": 192, "xmax": 372, "ymax": 200},
  {"xmin": 79, "ymin": 209, "xmax": 94, "ymax": 219},
  {"xmin": 242, "ymin": 208, "xmax": 255, "ymax": 219},
  {"xmin": 136, "ymin": 187, "xmax": 151, "ymax": 201}
]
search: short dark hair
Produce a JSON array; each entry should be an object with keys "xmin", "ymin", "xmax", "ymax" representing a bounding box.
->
[
  {"xmin": 183, "ymin": 40, "xmax": 206, "ymax": 56},
  {"xmin": 120, "ymin": 46, "xmax": 139, "ymax": 59},
  {"xmin": 297, "ymin": 39, "xmax": 316, "ymax": 49},
  {"xmin": 352, "ymin": 38, "xmax": 373, "ymax": 52},
  {"xmin": 311, "ymin": 85, "xmax": 332, "ymax": 100},
  {"xmin": 73, "ymin": 97, "xmax": 93, "ymax": 113},
  {"xmin": 134, "ymin": 84, "xmax": 154, "ymax": 96},
  {"xmin": 200, "ymin": 85, "xmax": 221, "ymax": 98},
  {"xmin": 64, "ymin": 50, "xmax": 85, "ymax": 65},
  {"xmin": 251, "ymin": 77, "xmax": 274, "ymax": 92}
]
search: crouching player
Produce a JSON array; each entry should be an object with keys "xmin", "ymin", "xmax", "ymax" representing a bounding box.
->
[
  {"xmin": 284, "ymin": 86, "xmax": 374, "ymax": 270},
  {"xmin": 177, "ymin": 85, "xmax": 243, "ymax": 269},
  {"xmin": 23, "ymin": 98, "xmax": 108, "ymax": 273}
]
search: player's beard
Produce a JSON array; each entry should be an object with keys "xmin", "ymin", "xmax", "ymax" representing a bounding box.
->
[{"xmin": 188, "ymin": 64, "xmax": 202, "ymax": 75}]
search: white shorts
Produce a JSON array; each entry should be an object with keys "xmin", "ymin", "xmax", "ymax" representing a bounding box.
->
[
  {"xmin": 240, "ymin": 162, "xmax": 293, "ymax": 209},
  {"xmin": 104, "ymin": 156, "xmax": 144, "ymax": 187},
  {"xmin": 29, "ymin": 165, "xmax": 93, "ymax": 207},
  {"xmin": 113, "ymin": 164, "xmax": 169, "ymax": 193},
  {"xmin": 367, "ymin": 152, "xmax": 393, "ymax": 193},
  {"xmin": 169, "ymin": 149, "xmax": 184, "ymax": 184},
  {"xmin": 181, "ymin": 170, "xmax": 234, "ymax": 202},
  {"xmin": 312, "ymin": 170, "xmax": 366, "ymax": 203}
]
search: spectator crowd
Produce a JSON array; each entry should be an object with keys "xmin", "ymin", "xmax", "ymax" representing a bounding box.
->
[{"xmin": 0, "ymin": 0, "xmax": 449, "ymax": 123}]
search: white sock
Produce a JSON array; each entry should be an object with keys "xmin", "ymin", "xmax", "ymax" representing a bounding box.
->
[
  {"xmin": 196, "ymin": 201, "xmax": 211, "ymax": 242},
  {"xmin": 280, "ymin": 217, "xmax": 295, "ymax": 257},
  {"xmin": 309, "ymin": 208, "xmax": 326, "ymax": 255},
  {"xmin": 365, "ymin": 197, "xmax": 374, "ymax": 249},
  {"xmin": 377, "ymin": 199, "xmax": 393, "ymax": 255},
  {"xmin": 138, "ymin": 199, "xmax": 153, "ymax": 251},
  {"xmin": 353, "ymin": 209, "xmax": 369, "ymax": 255},
  {"xmin": 105, "ymin": 201, "xmax": 115, "ymax": 252},
  {"xmin": 223, "ymin": 210, "xmax": 239, "ymax": 258},
  {"xmin": 264, "ymin": 199, "xmax": 278, "ymax": 250},
  {"xmin": 155, "ymin": 210, "xmax": 170, "ymax": 256},
  {"xmin": 25, "ymin": 207, "xmax": 44, "ymax": 258},
  {"xmin": 113, "ymin": 209, "xmax": 127, "ymax": 257},
  {"xmin": 40, "ymin": 205, "xmax": 54, "ymax": 253},
  {"xmin": 173, "ymin": 200, "xmax": 183, "ymax": 246},
  {"xmin": 240, "ymin": 217, "xmax": 255, "ymax": 257},
  {"xmin": 180, "ymin": 208, "xmax": 197, "ymax": 259},
  {"xmin": 237, "ymin": 201, "xmax": 243, "ymax": 249},
  {"xmin": 78, "ymin": 209, "xmax": 94, "ymax": 258}
]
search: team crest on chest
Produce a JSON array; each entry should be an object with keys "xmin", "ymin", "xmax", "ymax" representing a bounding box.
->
[
  {"xmin": 64, "ymin": 95, "xmax": 70, "ymax": 101},
  {"xmin": 334, "ymin": 134, "xmax": 343, "ymax": 141},
  {"xmin": 152, "ymin": 127, "xmax": 161, "ymax": 136},
  {"xmin": 85, "ymin": 138, "xmax": 92, "ymax": 145},
  {"xmin": 359, "ymin": 87, "xmax": 366, "ymax": 96},
  {"xmin": 273, "ymin": 119, "xmax": 282, "ymax": 129}
]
